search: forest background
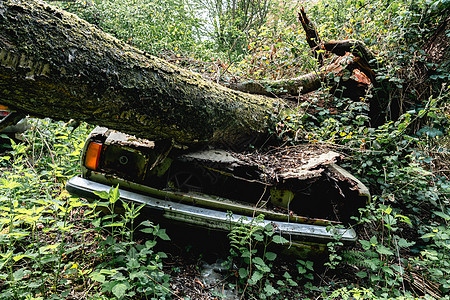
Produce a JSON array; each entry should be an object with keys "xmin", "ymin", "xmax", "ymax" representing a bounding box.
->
[{"xmin": 0, "ymin": 0, "xmax": 448, "ymax": 299}]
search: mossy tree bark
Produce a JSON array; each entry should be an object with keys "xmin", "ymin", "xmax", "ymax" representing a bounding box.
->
[{"xmin": 0, "ymin": 0, "xmax": 281, "ymax": 148}]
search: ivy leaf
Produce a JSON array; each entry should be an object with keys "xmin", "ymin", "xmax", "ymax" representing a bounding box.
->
[
  {"xmin": 282, "ymin": 271, "xmax": 291, "ymax": 279},
  {"xmin": 298, "ymin": 265, "xmax": 306, "ymax": 274},
  {"xmin": 416, "ymin": 126, "xmax": 443, "ymax": 138}
]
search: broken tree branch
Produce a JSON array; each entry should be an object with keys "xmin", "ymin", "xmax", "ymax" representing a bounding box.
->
[
  {"xmin": 323, "ymin": 39, "xmax": 377, "ymax": 70},
  {"xmin": 298, "ymin": 7, "xmax": 323, "ymax": 65}
]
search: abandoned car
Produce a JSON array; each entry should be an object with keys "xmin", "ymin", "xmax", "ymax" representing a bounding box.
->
[{"xmin": 66, "ymin": 127, "xmax": 370, "ymax": 249}]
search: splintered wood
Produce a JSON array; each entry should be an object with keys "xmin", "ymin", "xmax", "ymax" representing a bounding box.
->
[{"xmin": 235, "ymin": 145, "xmax": 342, "ymax": 183}]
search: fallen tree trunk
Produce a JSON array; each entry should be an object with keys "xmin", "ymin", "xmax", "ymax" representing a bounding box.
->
[{"xmin": 0, "ymin": 0, "xmax": 282, "ymax": 148}]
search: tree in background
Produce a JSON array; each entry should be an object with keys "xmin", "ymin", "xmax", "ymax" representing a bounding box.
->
[
  {"xmin": 201, "ymin": 0, "xmax": 271, "ymax": 54},
  {"xmin": 53, "ymin": 0, "xmax": 204, "ymax": 56}
]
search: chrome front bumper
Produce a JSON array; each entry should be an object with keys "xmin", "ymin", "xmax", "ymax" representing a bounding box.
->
[{"xmin": 67, "ymin": 176, "xmax": 357, "ymax": 243}]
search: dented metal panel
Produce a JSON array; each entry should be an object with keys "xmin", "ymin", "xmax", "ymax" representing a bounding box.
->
[
  {"xmin": 79, "ymin": 171, "xmax": 341, "ymax": 226},
  {"xmin": 67, "ymin": 176, "xmax": 357, "ymax": 242}
]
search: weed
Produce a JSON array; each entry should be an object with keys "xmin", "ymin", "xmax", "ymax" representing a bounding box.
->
[
  {"xmin": 89, "ymin": 186, "xmax": 171, "ymax": 299},
  {"xmin": 226, "ymin": 214, "xmax": 312, "ymax": 299},
  {"xmin": 0, "ymin": 119, "xmax": 172, "ymax": 299}
]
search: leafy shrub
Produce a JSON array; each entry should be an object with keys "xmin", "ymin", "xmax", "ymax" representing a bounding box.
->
[
  {"xmin": 89, "ymin": 186, "xmax": 171, "ymax": 299},
  {"xmin": 0, "ymin": 120, "xmax": 172, "ymax": 299},
  {"xmin": 226, "ymin": 214, "xmax": 313, "ymax": 299}
]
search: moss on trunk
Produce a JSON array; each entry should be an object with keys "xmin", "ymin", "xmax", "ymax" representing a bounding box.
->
[{"xmin": 0, "ymin": 0, "xmax": 281, "ymax": 148}]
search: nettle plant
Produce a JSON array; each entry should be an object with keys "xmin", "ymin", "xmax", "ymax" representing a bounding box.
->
[
  {"xmin": 341, "ymin": 202, "xmax": 416, "ymax": 297},
  {"xmin": 415, "ymin": 210, "xmax": 450, "ymax": 294},
  {"xmin": 89, "ymin": 185, "xmax": 171, "ymax": 299},
  {"xmin": 0, "ymin": 119, "xmax": 94, "ymax": 299},
  {"xmin": 0, "ymin": 119, "xmax": 173, "ymax": 299},
  {"xmin": 226, "ymin": 214, "xmax": 314, "ymax": 299}
]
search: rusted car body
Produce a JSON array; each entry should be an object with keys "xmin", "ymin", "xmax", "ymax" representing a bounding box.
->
[{"xmin": 67, "ymin": 127, "xmax": 370, "ymax": 250}]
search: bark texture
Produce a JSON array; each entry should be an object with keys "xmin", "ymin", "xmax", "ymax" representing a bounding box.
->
[
  {"xmin": 229, "ymin": 54, "xmax": 365, "ymax": 97},
  {"xmin": 229, "ymin": 71, "xmax": 322, "ymax": 96},
  {"xmin": 0, "ymin": 0, "xmax": 280, "ymax": 148},
  {"xmin": 298, "ymin": 7, "xmax": 323, "ymax": 65}
]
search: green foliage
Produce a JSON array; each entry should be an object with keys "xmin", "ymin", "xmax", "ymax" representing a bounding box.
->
[
  {"xmin": 324, "ymin": 226, "xmax": 345, "ymax": 270},
  {"xmin": 328, "ymin": 287, "xmax": 377, "ymax": 299},
  {"xmin": 89, "ymin": 186, "xmax": 171, "ymax": 299},
  {"xmin": 0, "ymin": 119, "xmax": 93, "ymax": 299},
  {"xmin": 230, "ymin": 1, "xmax": 319, "ymax": 80},
  {"xmin": 262, "ymin": 1, "xmax": 449, "ymax": 296},
  {"xmin": 412, "ymin": 210, "xmax": 450, "ymax": 294},
  {"xmin": 226, "ymin": 214, "xmax": 313, "ymax": 299},
  {"xmin": 340, "ymin": 203, "xmax": 416, "ymax": 297},
  {"xmin": 0, "ymin": 119, "xmax": 171, "ymax": 299},
  {"xmin": 51, "ymin": 0, "xmax": 204, "ymax": 56},
  {"xmin": 292, "ymin": 89, "xmax": 449, "ymax": 297},
  {"xmin": 211, "ymin": 0, "xmax": 270, "ymax": 55}
]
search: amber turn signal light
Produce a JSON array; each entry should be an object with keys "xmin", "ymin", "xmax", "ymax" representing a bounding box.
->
[{"xmin": 85, "ymin": 142, "xmax": 102, "ymax": 170}]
